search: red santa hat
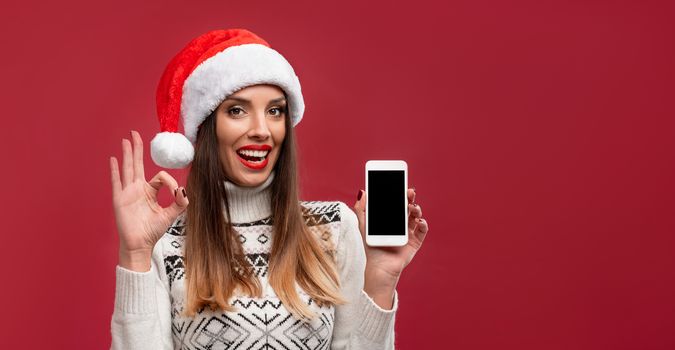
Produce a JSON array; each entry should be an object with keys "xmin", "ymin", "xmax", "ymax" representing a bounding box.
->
[{"xmin": 151, "ymin": 28, "xmax": 305, "ymax": 169}]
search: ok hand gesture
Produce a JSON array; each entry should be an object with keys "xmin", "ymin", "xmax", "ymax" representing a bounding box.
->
[{"xmin": 109, "ymin": 130, "xmax": 189, "ymax": 271}]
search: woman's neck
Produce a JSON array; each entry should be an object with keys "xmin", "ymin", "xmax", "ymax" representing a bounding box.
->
[{"xmin": 223, "ymin": 170, "xmax": 275, "ymax": 223}]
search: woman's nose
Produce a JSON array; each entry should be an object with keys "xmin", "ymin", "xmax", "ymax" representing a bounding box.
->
[{"xmin": 247, "ymin": 112, "xmax": 271, "ymax": 140}]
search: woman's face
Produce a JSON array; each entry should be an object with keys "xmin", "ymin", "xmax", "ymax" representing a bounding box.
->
[{"xmin": 215, "ymin": 84, "xmax": 287, "ymax": 187}]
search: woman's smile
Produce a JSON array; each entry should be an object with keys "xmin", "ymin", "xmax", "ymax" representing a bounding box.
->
[{"xmin": 235, "ymin": 144, "xmax": 272, "ymax": 170}]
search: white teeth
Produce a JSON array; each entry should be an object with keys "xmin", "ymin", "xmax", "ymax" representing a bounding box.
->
[{"xmin": 237, "ymin": 149, "xmax": 269, "ymax": 157}]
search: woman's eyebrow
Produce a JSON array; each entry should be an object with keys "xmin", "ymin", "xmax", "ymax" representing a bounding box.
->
[{"xmin": 223, "ymin": 96, "xmax": 287, "ymax": 104}]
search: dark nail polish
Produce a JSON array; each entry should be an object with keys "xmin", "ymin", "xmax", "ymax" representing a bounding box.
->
[
  {"xmin": 182, "ymin": 188, "xmax": 187, "ymax": 197},
  {"xmin": 357, "ymin": 190, "xmax": 363, "ymax": 201}
]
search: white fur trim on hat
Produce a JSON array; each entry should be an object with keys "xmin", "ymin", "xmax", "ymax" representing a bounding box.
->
[
  {"xmin": 150, "ymin": 132, "xmax": 195, "ymax": 169},
  {"xmin": 181, "ymin": 43, "xmax": 304, "ymax": 143}
]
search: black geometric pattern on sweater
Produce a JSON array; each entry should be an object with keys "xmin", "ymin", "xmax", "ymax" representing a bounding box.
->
[
  {"xmin": 171, "ymin": 316, "xmax": 193, "ymax": 348},
  {"xmin": 303, "ymin": 210, "xmax": 340, "ymax": 227},
  {"xmin": 165, "ymin": 201, "xmax": 340, "ymax": 234},
  {"xmin": 167, "ymin": 215, "xmax": 187, "ymax": 236},
  {"xmin": 232, "ymin": 216, "xmax": 273, "ymax": 227},
  {"xmin": 300, "ymin": 201, "xmax": 341, "ymax": 215},
  {"xmin": 283, "ymin": 312, "xmax": 333, "ymax": 350},
  {"xmin": 171, "ymin": 240, "xmax": 182, "ymax": 249},
  {"xmin": 165, "ymin": 216, "xmax": 271, "ymax": 235},
  {"xmin": 171, "ymin": 303, "xmax": 334, "ymax": 350},
  {"xmin": 165, "ymin": 255, "xmax": 185, "ymax": 289},
  {"xmin": 188, "ymin": 314, "xmax": 251, "ymax": 349},
  {"xmin": 165, "ymin": 252, "xmax": 268, "ymax": 287},
  {"xmin": 257, "ymin": 233, "xmax": 270, "ymax": 244},
  {"xmin": 245, "ymin": 253, "xmax": 269, "ymax": 277},
  {"xmin": 301, "ymin": 201, "xmax": 341, "ymax": 227},
  {"xmin": 231, "ymin": 298, "xmax": 283, "ymax": 310},
  {"xmin": 243, "ymin": 312, "xmax": 333, "ymax": 350}
]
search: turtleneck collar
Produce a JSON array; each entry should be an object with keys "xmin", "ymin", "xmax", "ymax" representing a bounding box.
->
[{"xmin": 223, "ymin": 170, "xmax": 275, "ymax": 223}]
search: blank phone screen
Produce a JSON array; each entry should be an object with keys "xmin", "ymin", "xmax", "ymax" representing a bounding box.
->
[{"xmin": 368, "ymin": 170, "xmax": 406, "ymax": 235}]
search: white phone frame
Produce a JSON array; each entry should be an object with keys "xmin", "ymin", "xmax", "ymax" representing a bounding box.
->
[{"xmin": 365, "ymin": 160, "xmax": 409, "ymax": 247}]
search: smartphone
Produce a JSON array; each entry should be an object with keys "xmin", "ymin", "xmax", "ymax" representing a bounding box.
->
[{"xmin": 365, "ymin": 160, "xmax": 409, "ymax": 247}]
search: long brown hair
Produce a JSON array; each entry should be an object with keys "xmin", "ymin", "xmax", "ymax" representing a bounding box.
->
[{"xmin": 182, "ymin": 102, "xmax": 347, "ymax": 321}]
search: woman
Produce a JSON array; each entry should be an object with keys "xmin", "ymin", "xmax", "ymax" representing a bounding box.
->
[{"xmin": 110, "ymin": 29, "xmax": 429, "ymax": 350}]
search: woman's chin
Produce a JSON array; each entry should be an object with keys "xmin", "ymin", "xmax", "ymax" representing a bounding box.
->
[{"xmin": 230, "ymin": 169, "xmax": 273, "ymax": 187}]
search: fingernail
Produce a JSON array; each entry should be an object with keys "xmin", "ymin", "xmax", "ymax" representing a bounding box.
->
[
  {"xmin": 181, "ymin": 188, "xmax": 187, "ymax": 197},
  {"xmin": 357, "ymin": 190, "xmax": 363, "ymax": 201},
  {"xmin": 174, "ymin": 187, "xmax": 178, "ymax": 196}
]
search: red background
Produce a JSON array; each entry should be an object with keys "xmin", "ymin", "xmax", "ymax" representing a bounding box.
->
[{"xmin": 2, "ymin": 0, "xmax": 674, "ymax": 348}]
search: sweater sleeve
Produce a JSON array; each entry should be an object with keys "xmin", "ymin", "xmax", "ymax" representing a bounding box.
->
[
  {"xmin": 110, "ymin": 236, "xmax": 174, "ymax": 350},
  {"xmin": 331, "ymin": 201, "xmax": 399, "ymax": 350}
]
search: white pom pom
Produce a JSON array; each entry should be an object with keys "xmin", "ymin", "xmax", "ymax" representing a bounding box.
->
[{"xmin": 150, "ymin": 132, "xmax": 195, "ymax": 169}]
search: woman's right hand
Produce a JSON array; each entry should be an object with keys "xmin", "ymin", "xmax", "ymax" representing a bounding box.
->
[{"xmin": 110, "ymin": 130, "xmax": 189, "ymax": 271}]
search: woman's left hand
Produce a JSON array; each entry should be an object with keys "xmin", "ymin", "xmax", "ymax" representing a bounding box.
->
[{"xmin": 352, "ymin": 188, "xmax": 429, "ymax": 307}]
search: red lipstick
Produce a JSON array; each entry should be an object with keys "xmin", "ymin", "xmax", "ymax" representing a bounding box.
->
[
  {"xmin": 236, "ymin": 144, "xmax": 272, "ymax": 170},
  {"xmin": 237, "ymin": 144, "xmax": 272, "ymax": 151}
]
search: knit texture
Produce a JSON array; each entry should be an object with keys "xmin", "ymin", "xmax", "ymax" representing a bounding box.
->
[{"xmin": 110, "ymin": 171, "xmax": 398, "ymax": 349}]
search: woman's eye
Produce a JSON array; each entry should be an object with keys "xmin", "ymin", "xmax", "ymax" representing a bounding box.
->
[
  {"xmin": 228, "ymin": 107, "xmax": 244, "ymax": 116},
  {"xmin": 269, "ymin": 107, "xmax": 286, "ymax": 117}
]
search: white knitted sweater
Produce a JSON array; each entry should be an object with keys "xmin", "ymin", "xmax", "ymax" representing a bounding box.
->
[{"xmin": 110, "ymin": 171, "xmax": 398, "ymax": 349}]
